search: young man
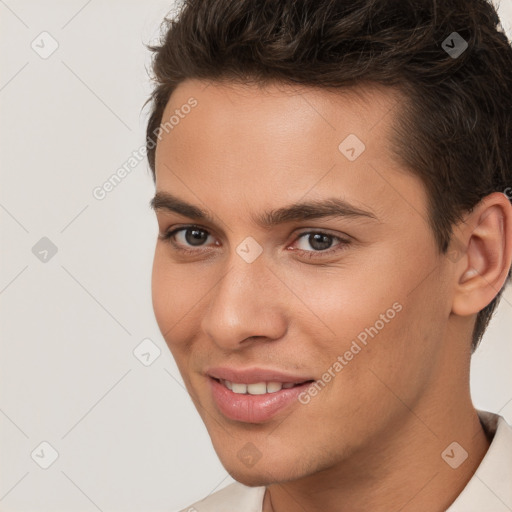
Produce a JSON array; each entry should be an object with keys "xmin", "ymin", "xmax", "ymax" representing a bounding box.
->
[{"xmin": 145, "ymin": 0, "xmax": 512, "ymax": 510}]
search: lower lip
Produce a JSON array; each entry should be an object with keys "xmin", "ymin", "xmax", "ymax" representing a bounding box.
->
[{"xmin": 209, "ymin": 377, "xmax": 312, "ymax": 423}]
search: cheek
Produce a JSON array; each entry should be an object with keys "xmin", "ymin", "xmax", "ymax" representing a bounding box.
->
[
  {"xmin": 151, "ymin": 251, "xmax": 173, "ymax": 333},
  {"xmin": 333, "ymin": 281, "xmax": 448, "ymax": 416},
  {"xmin": 286, "ymin": 260, "xmax": 405, "ymax": 348},
  {"xmin": 151, "ymin": 253, "xmax": 201, "ymax": 379},
  {"xmin": 151, "ymin": 249, "xmax": 197, "ymax": 339},
  {"xmin": 296, "ymin": 250, "xmax": 442, "ymax": 387}
]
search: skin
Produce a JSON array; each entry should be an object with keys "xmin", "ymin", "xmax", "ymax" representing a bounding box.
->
[{"xmin": 150, "ymin": 78, "xmax": 512, "ymax": 512}]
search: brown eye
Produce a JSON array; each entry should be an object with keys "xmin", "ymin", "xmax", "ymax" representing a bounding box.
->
[
  {"xmin": 303, "ymin": 233, "xmax": 335, "ymax": 251},
  {"xmin": 160, "ymin": 225, "xmax": 215, "ymax": 252},
  {"xmin": 182, "ymin": 228, "xmax": 209, "ymax": 246},
  {"xmin": 292, "ymin": 231, "xmax": 351, "ymax": 260}
]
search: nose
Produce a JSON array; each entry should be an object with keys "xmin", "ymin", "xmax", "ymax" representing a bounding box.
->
[{"xmin": 200, "ymin": 252, "xmax": 288, "ymax": 350}]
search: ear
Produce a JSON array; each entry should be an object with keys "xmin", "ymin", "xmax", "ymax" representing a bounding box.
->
[{"xmin": 451, "ymin": 192, "xmax": 512, "ymax": 317}]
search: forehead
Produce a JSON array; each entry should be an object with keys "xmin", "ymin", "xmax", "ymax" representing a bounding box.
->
[
  {"xmin": 157, "ymin": 79, "xmax": 400, "ymax": 153},
  {"xmin": 154, "ymin": 78, "xmax": 427, "ymax": 228}
]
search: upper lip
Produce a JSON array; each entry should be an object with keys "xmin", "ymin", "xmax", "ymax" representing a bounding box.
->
[{"xmin": 206, "ymin": 366, "xmax": 314, "ymax": 385}]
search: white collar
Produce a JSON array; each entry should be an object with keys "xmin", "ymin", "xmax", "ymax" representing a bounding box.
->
[{"xmin": 446, "ymin": 410, "xmax": 512, "ymax": 511}]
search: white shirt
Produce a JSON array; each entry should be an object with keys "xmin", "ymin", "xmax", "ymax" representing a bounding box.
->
[{"xmin": 178, "ymin": 410, "xmax": 512, "ymax": 512}]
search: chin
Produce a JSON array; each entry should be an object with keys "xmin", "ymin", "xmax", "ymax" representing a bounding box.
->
[
  {"xmin": 226, "ymin": 467, "xmax": 278, "ymax": 487},
  {"xmin": 222, "ymin": 456, "xmax": 308, "ymax": 488}
]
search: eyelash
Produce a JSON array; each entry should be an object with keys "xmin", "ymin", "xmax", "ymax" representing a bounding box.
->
[{"xmin": 159, "ymin": 225, "xmax": 351, "ymax": 260}]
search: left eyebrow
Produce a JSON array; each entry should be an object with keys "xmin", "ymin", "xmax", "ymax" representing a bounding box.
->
[
  {"xmin": 149, "ymin": 191, "xmax": 378, "ymax": 229},
  {"xmin": 252, "ymin": 197, "xmax": 378, "ymax": 228}
]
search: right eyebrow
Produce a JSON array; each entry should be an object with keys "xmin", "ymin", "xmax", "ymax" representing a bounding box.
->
[{"xmin": 150, "ymin": 192, "xmax": 216, "ymax": 223}]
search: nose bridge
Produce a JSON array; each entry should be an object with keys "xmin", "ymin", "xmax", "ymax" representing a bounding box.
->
[{"xmin": 200, "ymin": 247, "xmax": 287, "ymax": 348}]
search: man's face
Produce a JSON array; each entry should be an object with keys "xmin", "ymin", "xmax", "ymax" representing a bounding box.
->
[{"xmin": 151, "ymin": 79, "xmax": 454, "ymax": 485}]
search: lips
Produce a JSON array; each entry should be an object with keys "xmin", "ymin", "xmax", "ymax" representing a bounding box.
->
[
  {"xmin": 215, "ymin": 379, "xmax": 303, "ymax": 394},
  {"xmin": 208, "ymin": 376, "xmax": 315, "ymax": 423},
  {"xmin": 205, "ymin": 366, "xmax": 316, "ymax": 422},
  {"xmin": 206, "ymin": 366, "xmax": 314, "ymax": 385}
]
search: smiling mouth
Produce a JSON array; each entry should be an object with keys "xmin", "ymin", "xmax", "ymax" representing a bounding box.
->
[{"xmin": 211, "ymin": 377, "xmax": 315, "ymax": 395}]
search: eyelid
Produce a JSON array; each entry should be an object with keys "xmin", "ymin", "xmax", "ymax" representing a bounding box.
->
[
  {"xmin": 159, "ymin": 224, "xmax": 216, "ymax": 252},
  {"xmin": 291, "ymin": 230, "xmax": 351, "ymax": 259},
  {"xmin": 160, "ymin": 224, "xmax": 351, "ymax": 258}
]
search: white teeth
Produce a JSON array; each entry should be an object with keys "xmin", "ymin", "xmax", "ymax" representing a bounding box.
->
[
  {"xmin": 247, "ymin": 382, "xmax": 267, "ymax": 395},
  {"xmin": 231, "ymin": 382, "xmax": 248, "ymax": 394},
  {"xmin": 266, "ymin": 381, "xmax": 284, "ymax": 393},
  {"xmin": 221, "ymin": 379, "xmax": 302, "ymax": 394}
]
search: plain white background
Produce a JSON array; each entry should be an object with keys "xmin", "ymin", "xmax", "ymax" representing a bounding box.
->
[{"xmin": 0, "ymin": 1, "xmax": 511, "ymax": 510}]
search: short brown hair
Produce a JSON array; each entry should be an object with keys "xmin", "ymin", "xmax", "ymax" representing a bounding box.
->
[{"xmin": 144, "ymin": 0, "xmax": 512, "ymax": 352}]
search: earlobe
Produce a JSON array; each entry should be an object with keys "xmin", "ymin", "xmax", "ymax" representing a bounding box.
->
[{"xmin": 451, "ymin": 193, "xmax": 512, "ymax": 317}]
